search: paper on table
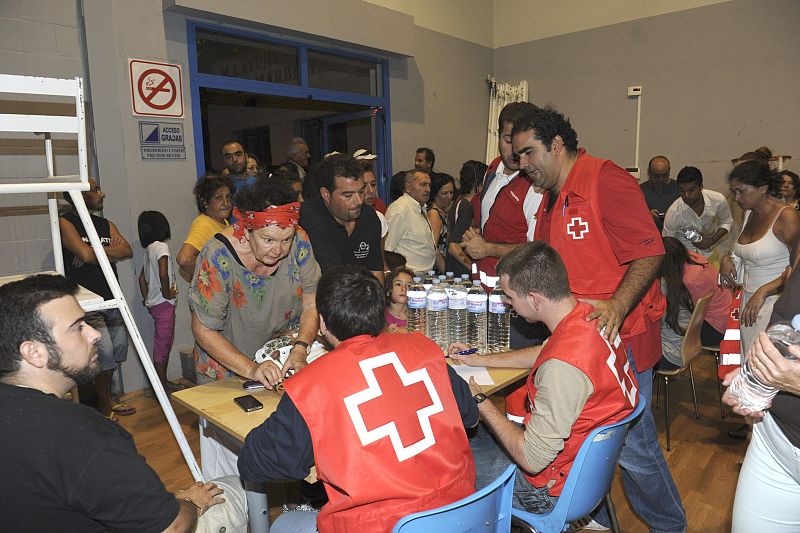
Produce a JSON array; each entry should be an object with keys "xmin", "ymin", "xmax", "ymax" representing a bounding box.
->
[{"xmin": 451, "ymin": 365, "xmax": 495, "ymax": 386}]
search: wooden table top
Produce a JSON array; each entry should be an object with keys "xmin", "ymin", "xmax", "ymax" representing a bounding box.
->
[{"xmin": 172, "ymin": 362, "xmax": 529, "ymax": 443}]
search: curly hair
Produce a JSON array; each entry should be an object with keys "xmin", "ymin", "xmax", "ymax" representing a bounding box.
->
[
  {"xmin": 511, "ymin": 105, "xmax": 579, "ymax": 153},
  {"xmin": 193, "ymin": 174, "xmax": 234, "ymax": 214}
]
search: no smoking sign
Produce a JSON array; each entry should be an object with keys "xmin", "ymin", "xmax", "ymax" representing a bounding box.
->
[{"xmin": 129, "ymin": 59, "xmax": 184, "ymax": 118}]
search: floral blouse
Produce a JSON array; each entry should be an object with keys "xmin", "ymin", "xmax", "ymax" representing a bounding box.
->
[{"xmin": 188, "ymin": 229, "xmax": 320, "ymax": 382}]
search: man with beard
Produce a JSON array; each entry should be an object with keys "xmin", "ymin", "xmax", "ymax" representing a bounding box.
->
[
  {"xmin": 0, "ymin": 274, "xmax": 245, "ymax": 532},
  {"xmin": 222, "ymin": 141, "xmax": 255, "ymax": 196},
  {"xmin": 299, "ymin": 153, "xmax": 384, "ymax": 281}
]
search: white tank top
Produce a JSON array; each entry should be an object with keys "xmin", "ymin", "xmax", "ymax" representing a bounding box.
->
[{"xmin": 734, "ymin": 207, "xmax": 790, "ymax": 293}]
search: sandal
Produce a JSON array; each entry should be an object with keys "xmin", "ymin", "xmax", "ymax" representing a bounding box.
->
[
  {"xmin": 105, "ymin": 413, "xmax": 119, "ymax": 424},
  {"xmin": 111, "ymin": 403, "xmax": 136, "ymax": 416}
]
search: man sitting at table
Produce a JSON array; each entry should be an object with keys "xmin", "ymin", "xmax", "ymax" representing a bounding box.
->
[
  {"xmin": 450, "ymin": 242, "xmax": 639, "ymax": 515},
  {"xmin": 0, "ymin": 274, "xmax": 247, "ymax": 533},
  {"xmin": 239, "ymin": 265, "xmax": 478, "ymax": 532}
]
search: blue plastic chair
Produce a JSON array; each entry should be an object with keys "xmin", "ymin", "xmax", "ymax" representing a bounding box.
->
[
  {"xmin": 511, "ymin": 394, "xmax": 646, "ymax": 533},
  {"xmin": 391, "ymin": 464, "xmax": 516, "ymax": 532}
]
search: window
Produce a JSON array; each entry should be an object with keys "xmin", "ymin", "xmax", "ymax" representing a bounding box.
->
[
  {"xmin": 196, "ymin": 29, "xmax": 299, "ymax": 85},
  {"xmin": 307, "ymin": 49, "xmax": 380, "ymax": 96}
]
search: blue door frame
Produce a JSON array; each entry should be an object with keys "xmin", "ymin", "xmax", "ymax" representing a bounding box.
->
[{"xmin": 186, "ymin": 21, "xmax": 393, "ymax": 200}]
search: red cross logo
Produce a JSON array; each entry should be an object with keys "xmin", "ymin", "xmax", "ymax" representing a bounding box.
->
[
  {"xmin": 567, "ymin": 216, "xmax": 589, "ymax": 239},
  {"xmin": 344, "ymin": 352, "xmax": 443, "ymax": 462},
  {"xmin": 731, "ymin": 308, "xmax": 739, "ymax": 322}
]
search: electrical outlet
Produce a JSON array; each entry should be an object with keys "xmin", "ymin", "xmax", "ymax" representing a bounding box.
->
[{"xmin": 627, "ymin": 86, "xmax": 642, "ymax": 97}]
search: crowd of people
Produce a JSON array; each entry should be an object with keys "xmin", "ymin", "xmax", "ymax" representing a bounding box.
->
[{"xmin": 2, "ymin": 102, "xmax": 799, "ymax": 533}]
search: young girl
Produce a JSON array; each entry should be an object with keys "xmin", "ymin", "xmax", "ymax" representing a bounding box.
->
[
  {"xmin": 385, "ymin": 267, "xmax": 414, "ymax": 332},
  {"xmin": 137, "ymin": 211, "xmax": 179, "ymax": 390}
]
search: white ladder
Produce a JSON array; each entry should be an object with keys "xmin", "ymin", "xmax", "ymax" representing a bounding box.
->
[{"xmin": 0, "ymin": 73, "xmax": 203, "ymax": 482}]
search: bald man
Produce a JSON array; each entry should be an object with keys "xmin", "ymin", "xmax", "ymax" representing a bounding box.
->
[{"xmin": 640, "ymin": 155, "xmax": 679, "ymax": 231}]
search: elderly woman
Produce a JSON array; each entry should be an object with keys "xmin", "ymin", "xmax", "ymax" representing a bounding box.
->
[
  {"xmin": 720, "ymin": 160, "xmax": 800, "ymax": 356},
  {"xmin": 177, "ymin": 174, "xmax": 233, "ymax": 281},
  {"xmin": 189, "ymin": 177, "xmax": 320, "ymax": 388}
]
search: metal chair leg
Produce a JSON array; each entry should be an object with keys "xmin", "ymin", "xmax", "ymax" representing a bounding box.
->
[
  {"xmin": 715, "ymin": 353, "xmax": 726, "ymax": 419},
  {"xmin": 606, "ymin": 492, "xmax": 621, "ymax": 533},
  {"xmin": 688, "ymin": 364, "xmax": 699, "ymax": 419},
  {"xmin": 664, "ymin": 376, "xmax": 671, "ymax": 451},
  {"xmin": 654, "ymin": 374, "xmax": 661, "ymax": 409}
]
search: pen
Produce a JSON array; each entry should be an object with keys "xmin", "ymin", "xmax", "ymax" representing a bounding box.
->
[{"xmin": 446, "ymin": 347, "xmax": 478, "ymax": 358}]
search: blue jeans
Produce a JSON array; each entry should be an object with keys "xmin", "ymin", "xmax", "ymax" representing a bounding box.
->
[
  {"xmin": 592, "ymin": 365, "xmax": 687, "ymax": 533},
  {"xmin": 470, "ymin": 423, "xmax": 558, "ymax": 514}
]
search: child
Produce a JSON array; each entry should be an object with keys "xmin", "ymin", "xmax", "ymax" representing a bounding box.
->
[
  {"xmin": 385, "ymin": 267, "xmax": 414, "ymax": 332},
  {"xmin": 137, "ymin": 211, "xmax": 179, "ymax": 391}
]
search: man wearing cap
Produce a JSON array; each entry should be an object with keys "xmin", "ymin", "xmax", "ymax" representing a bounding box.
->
[{"xmin": 299, "ymin": 153, "xmax": 384, "ymax": 281}]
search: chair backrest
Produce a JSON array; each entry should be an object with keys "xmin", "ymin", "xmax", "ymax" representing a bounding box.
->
[
  {"xmin": 680, "ymin": 292, "xmax": 712, "ymax": 367},
  {"xmin": 392, "ymin": 464, "xmax": 516, "ymax": 533},
  {"xmin": 512, "ymin": 394, "xmax": 646, "ymax": 533}
]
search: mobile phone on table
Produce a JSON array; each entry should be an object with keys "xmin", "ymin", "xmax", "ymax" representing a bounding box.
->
[
  {"xmin": 242, "ymin": 379, "xmax": 265, "ymax": 391},
  {"xmin": 234, "ymin": 394, "xmax": 263, "ymax": 412}
]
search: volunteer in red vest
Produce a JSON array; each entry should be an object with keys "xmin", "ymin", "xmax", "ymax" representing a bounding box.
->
[
  {"xmin": 238, "ymin": 265, "xmax": 478, "ymax": 533},
  {"xmin": 462, "ymin": 101, "xmax": 545, "ymax": 419},
  {"xmin": 510, "ymin": 105, "xmax": 686, "ymax": 532},
  {"xmin": 452, "ymin": 241, "xmax": 638, "ymax": 514}
]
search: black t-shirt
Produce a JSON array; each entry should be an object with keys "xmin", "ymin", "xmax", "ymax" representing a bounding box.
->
[
  {"xmin": 639, "ymin": 180, "xmax": 679, "ymax": 232},
  {"xmin": 0, "ymin": 382, "xmax": 179, "ymax": 533},
  {"xmin": 299, "ymin": 196, "xmax": 384, "ymax": 273},
  {"xmin": 238, "ymin": 364, "xmax": 478, "ymax": 482},
  {"xmin": 445, "ymin": 197, "xmax": 474, "ymax": 277},
  {"xmin": 60, "ymin": 210, "xmax": 118, "ymax": 300}
]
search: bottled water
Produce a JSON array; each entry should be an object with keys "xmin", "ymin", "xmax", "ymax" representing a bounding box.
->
[
  {"xmin": 684, "ymin": 229, "xmax": 703, "ymax": 243},
  {"xmin": 445, "ymin": 271, "xmax": 455, "ymax": 287},
  {"xmin": 727, "ymin": 315, "xmax": 800, "ymax": 411},
  {"xmin": 487, "ymin": 283, "xmax": 510, "ymax": 352},
  {"xmin": 448, "ymin": 277, "xmax": 468, "ymax": 345},
  {"xmin": 406, "ymin": 276, "xmax": 427, "ymax": 334},
  {"xmin": 466, "ymin": 280, "xmax": 488, "ymax": 354},
  {"xmin": 426, "ymin": 279, "xmax": 449, "ymax": 352},
  {"xmin": 423, "ymin": 270, "xmax": 436, "ymax": 291},
  {"xmin": 460, "ymin": 274, "xmax": 471, "ymax": 288}
]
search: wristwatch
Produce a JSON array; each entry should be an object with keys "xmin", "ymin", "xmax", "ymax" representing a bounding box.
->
[
  {"xmin": 473, "ymin": 392, "xmax": 487, "ymax": 404},
  {"xmin": 292, "ymin": 340, "xmax": 310, "ymax": 353}
]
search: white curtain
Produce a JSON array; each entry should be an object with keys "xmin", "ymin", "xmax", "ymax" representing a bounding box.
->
[{"xmin": 485, "ymin": 76, "xmax": 529, "ymax": 164}]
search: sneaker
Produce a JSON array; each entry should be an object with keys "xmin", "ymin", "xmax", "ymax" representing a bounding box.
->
[{"xmin": 568, "ymin": 516, "xmax": 610, "ymax": 531}]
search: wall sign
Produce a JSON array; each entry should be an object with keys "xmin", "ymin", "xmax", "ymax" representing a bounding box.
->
[
  {"xmin": 129, "ymin": 59, "xmax": 184, "ymax": 118},
  {"xmin": 139, "ymin": 121, "xmax": 186, "ymax": 160}
]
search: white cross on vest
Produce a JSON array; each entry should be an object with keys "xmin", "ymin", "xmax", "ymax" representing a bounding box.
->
[
  {"xmin": 344, "ymin": 352, "xmax": 444, "ymax": 462},
  {"xmin": 567, "ymin": 216, "xmax": 589, "ymax": 239}
]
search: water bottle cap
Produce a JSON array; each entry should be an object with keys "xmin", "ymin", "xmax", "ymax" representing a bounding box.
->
[
  {"xmin": 427, "ymin": 270, "xmax": 435, "ymax": 275},
  {"xmin": 792, "ymin": 314, "xmax": 800, "ymax": 331},
  {"xmin": 446, "ymin": 271, "xmax": 454, "ymax": 276},
  {"xmin": 413, "ymin": 277, "xmax": 421, "ymax": 282},
  {"xmin": 472, "ymin": 280, "xmax": 481, "ymax": 285}
]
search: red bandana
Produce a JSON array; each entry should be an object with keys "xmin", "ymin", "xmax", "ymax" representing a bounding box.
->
[{"xmin": 232, "ymin": 203, "xmax": 301, "ymax": 239}]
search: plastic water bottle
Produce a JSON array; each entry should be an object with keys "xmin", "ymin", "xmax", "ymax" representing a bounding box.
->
[
  {"xmin": 684, "ymin": 229, "xmax": 703, "ymax": 243},
  {"xmin": 487, "ymin": 282, "xmax": 510, "ymax": 352},
  {"xmin": 448, "ymin": 277, "xmax": 468, "ymax": 345},
  {"xmin": 406, "ymin": 276, "xmax": 427, "ymax": 334},
  {"xmin": 460, "ymin": 274, "xmax": 471, "ymax": 288},
  {"xmin": 466, "ymin": 280, "xmax": 488, "ymax": 354},
  {"xmin": 727, "ymin": 314, "xmax": 800, "ymax": 411},
  {"xmin": 445, "ymin": 271, "xmax": 455, "ymax": 287},
  {"xmin": 426, "ymin": 279, "xmax": 449, "ymax": 352},
  {"xmin": 422, "ymin": 270, "xmax": 436, "ymax": 291}
]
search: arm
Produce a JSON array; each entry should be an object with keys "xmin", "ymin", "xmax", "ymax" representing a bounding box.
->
[
  {"xmin": 239, "ymin": 393, "xmax": 315, "ymax": 482},
  {"xmin": 461, "ymin": 227, "xmax": 524, "ymax": 261},
  {"xmin": 138, "ymin": 269, "xmax": 148, "ymax": 301},
  {"xmin": 428, "ymin": 209, "xmax": 443, "ymax": 247},
  {"xmin": 448, "ymin": 242, "xmax": 473, "ymax": 270},
  {"xmin": 158, "ymin": 255, "xmax": 174, "ymax": 300},
  {"xmin": 448, "ymin": 341, "xmax": 542, "ymax": 368},
  {"xmin": 696, "ymin": 227, "xmax": 729, "ymax": 251},
  {"xmin": 176, "ymin": 243, "xmax": 200, "ymax": 282},
  {"xmin": 584, "ymin": 254, "xmax": 663, "ymax": 340},
  {"xmin": 166, "ymin": 481, "xmax": 226, "ymax": 533},
  {"xmin": 282, "ymin": 291, "xmax": 318, "ymax": 374},
  {"xmin": 105, "ymin": 221, "xmax": 133, "ymax": 261},
  {"xmin": 191, "ymin": 311, "xmax": 283, "ymax": 387}
]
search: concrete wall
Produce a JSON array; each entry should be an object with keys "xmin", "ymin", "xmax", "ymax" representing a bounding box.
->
[{"xmin": 493, "ymin": 0, "xmax": 800, "ymax": 194}]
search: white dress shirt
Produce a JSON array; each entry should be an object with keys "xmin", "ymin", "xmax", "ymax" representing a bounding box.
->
[
  {"xmin": 662, "ymin": 188, "xmax": 734, "ymax": 257},
  {"xmin": 385, "ymin": 193, "xmax": 436, "ymax": 273},
  {"xmin": 480, "ymin": 161, "xmax": 541, "ymax": 241}
]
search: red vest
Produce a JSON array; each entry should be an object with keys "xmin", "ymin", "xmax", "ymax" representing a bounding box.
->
[
  {"xmin": 534, "ymin": 151, "xmax": 665, "ymax": 347},
  {"xmin": 524, "ymin": 302, "xmax": 638, "ymax": 495},
  {"xmin": 284, "ymin": 332, "xmax": 475, "ymax": 533},
  {"xmin": 471, "ymin": 156, "xmax": 532, "ymax": 285}
]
